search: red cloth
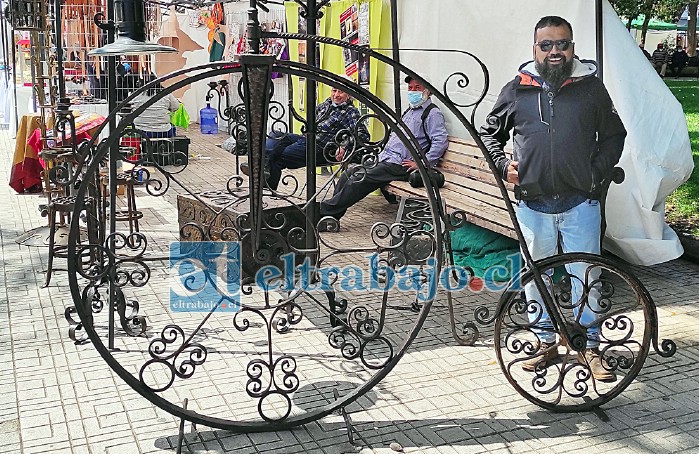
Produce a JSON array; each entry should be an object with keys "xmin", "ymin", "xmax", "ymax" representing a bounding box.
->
[
  {"xmin": 28, "ymin": 128, "xmax": 93, "ymax": 159},
  {"xmin": 9, "ymin": 158, "xmax": 43, "ymax": 193},
  {"xmin": 9, "ymin": 114, "xmax": 43, "ymax": 193},
  {"xmin": 9, "ymin": 112, "xmax": 104, "ymax": 193}
]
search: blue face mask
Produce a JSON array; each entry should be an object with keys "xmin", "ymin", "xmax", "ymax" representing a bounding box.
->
[{"xmin": 407, "ymin": 90, "xmax": 424, "ymax": 107}]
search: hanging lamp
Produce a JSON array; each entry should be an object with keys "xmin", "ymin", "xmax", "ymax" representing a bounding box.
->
[{"xmin": 89, "ymin": 0, "xmax": 176, "ymax": 56}]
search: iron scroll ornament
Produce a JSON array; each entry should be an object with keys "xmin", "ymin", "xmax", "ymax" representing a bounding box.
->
[
  {"xmin": 66, "ymin": 60, "xmax": 447, "ymax": 431},
  {"xmin": 492, "ymin": 253, "xmax": 676, "ymax": 410}
]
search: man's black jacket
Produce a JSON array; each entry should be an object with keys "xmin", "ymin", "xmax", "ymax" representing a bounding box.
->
[{"xmin": 480, "ymin": 59, "xmax": 627, "ymax": 200}]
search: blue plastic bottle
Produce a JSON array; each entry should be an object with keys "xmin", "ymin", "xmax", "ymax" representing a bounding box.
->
[{"xmin": 200, "ymin": 103, "xmax": 218, "ymax": 134}]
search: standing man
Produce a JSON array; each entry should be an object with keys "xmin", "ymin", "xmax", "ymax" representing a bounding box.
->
[
  {"xmin": 319, "ymin": 76, "xmax": 448, "ymax": 230},
  {"xmin": 480, "ymin": 16, "xmax": 626, "ymax": 381}
]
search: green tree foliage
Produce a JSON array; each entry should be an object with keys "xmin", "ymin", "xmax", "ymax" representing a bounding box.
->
[
  {"xmin": 611, "ymin": 0, "xmax": 690, "ymax": 52},
  {"xmin": 611, "ymin": 0, "xmax": 643, "ymax": 29},
  {"xmin": 611, "ymin": 0, "xmax": 685, "ymax": 22}
]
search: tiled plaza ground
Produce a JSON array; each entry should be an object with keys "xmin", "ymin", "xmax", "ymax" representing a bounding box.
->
[{"xmin": 2, "ymin": 127, "xmax": 699, "ymax": 454}]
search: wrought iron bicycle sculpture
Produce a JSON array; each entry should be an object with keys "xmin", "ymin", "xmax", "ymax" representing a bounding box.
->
[{"xmin": 61, "ymin": 0, "xmax": 676, "ymax": 433}]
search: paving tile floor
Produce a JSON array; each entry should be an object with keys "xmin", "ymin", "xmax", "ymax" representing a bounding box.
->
[{"xmin": 1, "ymin": 127, "xmax": 699, "ymax": 453}]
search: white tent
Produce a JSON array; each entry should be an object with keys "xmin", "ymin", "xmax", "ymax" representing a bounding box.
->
[{"xmin": 395, "ymin": 0, "xmax": 694, "ymax": 266}]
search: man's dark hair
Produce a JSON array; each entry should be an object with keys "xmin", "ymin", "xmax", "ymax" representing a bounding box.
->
[
  {"xmin": 534, "ymin": 16, "xmax": 573, "ymax": 41},
  {"xmin": 145, "ymin": 72, "xmax": 165, "ymax": 97}
]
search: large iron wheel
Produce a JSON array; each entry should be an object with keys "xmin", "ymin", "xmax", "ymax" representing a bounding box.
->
[
  {"xmin": 493, "ymin": 252, "xmax": 666, "ymax": 411},
  {"xmin": 65, "ymin": 59, "xmax": 448, "ymax": 431}
]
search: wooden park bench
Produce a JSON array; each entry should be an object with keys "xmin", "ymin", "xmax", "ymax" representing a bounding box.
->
[
  {"xmin": 385, "ymin": 135, "xmax": 624, "ymax": 243},
  {"xmin": 381, "ymin": 136, "xmax": 513, "ymax": 344}
]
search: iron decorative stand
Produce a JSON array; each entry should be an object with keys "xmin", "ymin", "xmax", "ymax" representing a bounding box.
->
[{"xmin": 63, "ymin": 0, "xmax": 676, "ymax": 437}]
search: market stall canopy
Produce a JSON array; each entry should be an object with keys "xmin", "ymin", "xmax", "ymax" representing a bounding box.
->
[
  {"xmin": 395, "ymin": 0, "xmax": 693, "ymax": 266},
  {"xmin": 677, "ymin": 6, "xmax": 698, "ymax": 32},
  {"xmin": 625, "ymin": 14, "xmax": 677, "ymax": 31},
  {"xmin": 677, "ymin": 18, "xmax": 698, "ymax": 32}
]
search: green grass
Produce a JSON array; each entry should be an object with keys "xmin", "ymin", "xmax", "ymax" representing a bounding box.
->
[{"xmin": 664, "ymin": 79, "xmax": 699, "ymax": 236}]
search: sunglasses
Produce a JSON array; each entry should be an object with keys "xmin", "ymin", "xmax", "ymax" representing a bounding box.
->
[{"xmin": 535, "ymin": 39, "xmax": 573, "ymax": 52}]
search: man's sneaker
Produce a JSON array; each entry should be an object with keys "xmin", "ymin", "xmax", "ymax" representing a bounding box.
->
[
  {"xmin": 521, "ymin": 342, "xmax": 559, "ymax": 372},
  {"xmin": 578, "ymin": 348, "xmax": 616, "ymax": 381}
]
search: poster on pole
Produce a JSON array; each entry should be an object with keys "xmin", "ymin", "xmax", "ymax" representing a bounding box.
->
[
  {"xmin": 340, "ymin": 4, "xmax": 360, "ymax": 79},
  {"xmin": 357, "ymin": 2, "xmax": 370, "ymax": 87}
]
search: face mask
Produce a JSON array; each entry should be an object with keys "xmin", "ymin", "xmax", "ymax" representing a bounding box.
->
[{"xmin": 407, "ymin": 90, "xmax": 424, "ymax": 107}]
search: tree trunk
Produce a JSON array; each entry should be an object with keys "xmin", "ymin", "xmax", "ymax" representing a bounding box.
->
[
  {"xmin": 641, "ymin": 13, "xmax": 651, "ymax": 45},
  {"xmin": 689, "ymin": 2, "xmax": 698, "ymax": 57}
]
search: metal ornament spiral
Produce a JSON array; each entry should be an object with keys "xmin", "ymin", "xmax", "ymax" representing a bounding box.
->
[{"xmin": 494, "ymin": 253, "xmax": 675, "ymax": 411}]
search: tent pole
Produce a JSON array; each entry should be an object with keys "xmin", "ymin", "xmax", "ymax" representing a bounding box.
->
[
  {"xmin": 11, "ymin": 16, "xmax": 18, "ymax": 131},
  {"xmin": 390, "ymin": 0, "xmax": 401, "ymax": 114},
  {"xmin": 596, "ymin": 0, "xmax": 603, "ymax": 82},
  {"xmin": 54, "ymin": 0, "xmax": 66, "ymax": 100}
]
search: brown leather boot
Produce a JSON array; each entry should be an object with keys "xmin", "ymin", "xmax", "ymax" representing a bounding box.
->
[
  {"xmin": 578, "ymin": 348, "xmax": 615, "ymax": 381},
  {"xmin": 521, "ymin": 342, "xmax": 560, "ymax": 372}
]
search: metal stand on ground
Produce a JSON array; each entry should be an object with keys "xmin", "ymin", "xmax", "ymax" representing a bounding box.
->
[
  {"xmin": 176, "ymin": 398, "xmax": 196, "ymax": 454},
  {"xmin": 333, "ymin": 388, "xmax": 357, "ymax": 445},
  {"xmin": 172, "ymin": 392, "xmax": 362, "ymax": 450}
]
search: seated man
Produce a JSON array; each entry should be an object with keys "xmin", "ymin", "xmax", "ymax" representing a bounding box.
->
[
  {"xmin": 669, "ymin": 47, "xmax": 689, "ymax": 78},
  {"xmin": 241, "ymin": 86, "xmax": 370, "ymax": 190},
  {"xmin": 651, "ymin": 43, "xmax": 669, "ymax": 77},
  {"xmin": 132, "ymin": 73, "xmax": 181, "ymax": 138},
  {"xmin": 319, "ymin": 76, "xmax": 448, "ymax": 230}
]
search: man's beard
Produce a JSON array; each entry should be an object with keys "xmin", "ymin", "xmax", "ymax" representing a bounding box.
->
[{"xmin": 535, "ymin": 56, "xmax": 574, "ymax": 89}]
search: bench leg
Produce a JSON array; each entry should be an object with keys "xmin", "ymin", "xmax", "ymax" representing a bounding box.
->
[
  {"xmin": 447, "ymin": 289, "xmax": 480, "ymax": 346},
  {"xmin": 44, "ymin": 206, "xmax": 58, "ymax": 288}
]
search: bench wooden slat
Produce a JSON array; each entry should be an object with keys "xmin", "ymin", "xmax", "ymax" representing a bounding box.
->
[
  {"xmin": 439, "ymin": 162, "xmax": 515, "ymax": 194},
  {"xmin": 447, "ymin": 137, "xmax": 514, "ymax": 160},
  {"xmin": 387, "ymin": 180, "xmax": 517, "ymax": 238},
  {"xmin": 442, "ymin": 151, "xmax": 492, "ymax": 172},
  {"xmin": 386, "ymin": 136, "xmax": 517, "ymax": 239},
  {"xmin": 442, "ymin": 178, "xmax": 513, "ymax": 212}
]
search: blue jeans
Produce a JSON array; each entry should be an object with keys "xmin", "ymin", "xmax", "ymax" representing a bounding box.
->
[
  {"xmin": 515, "ymin": 199, "xmax": 602, "ymax": 348},
  {"xmin": 265, "ymin": 132, "xmax": 329, "ymax": 190},
  {"xmin": 143, "ymin": 127, "xmax": 176, "ymax": 138}
]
